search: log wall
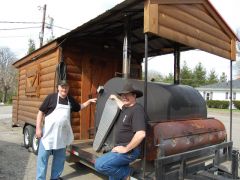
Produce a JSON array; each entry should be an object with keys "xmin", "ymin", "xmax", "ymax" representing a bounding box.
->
[
  {"xmin": 144, "ymin": 0, "xmax": 236, "ymax": 60},
  {"xmin": 14, "ymin": 44, "xmax": 139, "ymax": 141},
  {"xmin": 63, "ymin": 48, "xmax": 122, "ymax": 140},
  {"xmin": 16, "ymin": 48, "xmax": 60, "ymax": 126}
]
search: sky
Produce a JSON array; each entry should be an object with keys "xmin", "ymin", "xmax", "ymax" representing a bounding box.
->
[{"xmin": 0, "ymin": 0, "xmax": 239, "ymax": 79}]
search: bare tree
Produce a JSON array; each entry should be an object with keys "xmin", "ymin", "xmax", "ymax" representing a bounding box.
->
[
  {"xmin": 234, "ymin": 40, "xmax": 240, "ymax": 79},
  {"xmin": 0, "ymin": 47, "xmax": 17, "ymax": 103},
  {"xmin": 27, "ymin": 38, "xmax": 36, "ymax": 55},
  {"xmin": 233, "ymin": 28, "xmax": 240, "ymax": 79}
]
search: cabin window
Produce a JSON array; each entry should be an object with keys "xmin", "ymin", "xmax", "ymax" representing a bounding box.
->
[
  {"xmin": 233, "ymin": 92, "xmax": 236, "ymax": 100},
  {"xmin": 225, "ymin": 92, "xmax": 228, "ymax": 99}
]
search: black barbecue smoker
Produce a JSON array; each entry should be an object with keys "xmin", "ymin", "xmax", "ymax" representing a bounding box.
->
[{"xmin": 65, "ymin": 0, "xmax": 239, "ymax": 179}]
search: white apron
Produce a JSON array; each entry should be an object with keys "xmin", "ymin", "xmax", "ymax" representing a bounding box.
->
[{"xmin": 41, "ymin": 94, "xmax": 74, "ymax": 150}]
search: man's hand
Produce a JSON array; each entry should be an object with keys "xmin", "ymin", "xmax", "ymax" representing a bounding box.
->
[
  {"xmin": 81, "ymin": 98, "xmax": 97, "ymax": 109},
  {"xmin": 109, "ymin": 94, "xmax": 124, "ymax": 109},
  {"xmin": 88, "ymin": 98, "xmax": 97, "ymax": 103},
  {"xmin": 109, "ymin": 94, "xmax": 118, "ymax": 100},
  {"xmin": 111, "ymin": 145, "xmax": 129, "ymax": 154},
  {"xmin": 36, "ymin": 127, "xmax": 42, "ymax": 139}
]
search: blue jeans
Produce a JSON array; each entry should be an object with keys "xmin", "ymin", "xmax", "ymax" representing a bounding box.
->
[
  {"xmin": 95, "ymin": 148, "xmax": 140, "ymax": 180},
  {"xmin": 36, "ymin": 139, "xmax": 66, "ymax": 180}
]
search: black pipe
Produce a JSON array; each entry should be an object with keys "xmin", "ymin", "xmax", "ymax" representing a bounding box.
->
[
  {"xmin": 142, "ymin": 33, "xmax": 149, "ymax": 179},
  {"xmin": 174, "ymin": 48, "xmax": 180, "ymax": 84},
  {"xmin": 230, "ymin": 60, "xmax": 233, "ymax": 141}
]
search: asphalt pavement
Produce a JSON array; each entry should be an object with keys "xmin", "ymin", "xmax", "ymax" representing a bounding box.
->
[
  {"xmin": 0, "ymin": 105, "xmax": 239, "ymax": 180},
  {"xmin": 0, "ymin": 105, "xmax": 106, "ymax": 180},
  {"xmin": 208, "ymin": 108, "xmax": 240, "ymax": 150}
]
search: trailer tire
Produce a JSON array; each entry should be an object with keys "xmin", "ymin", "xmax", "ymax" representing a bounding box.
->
[
  {"xmin": 23, "ymin": 125, "xmax": 35, "ymax": 148},
  {"xmin": 32, "ymin": 135, "xmax": 39, "ymax": 155}
]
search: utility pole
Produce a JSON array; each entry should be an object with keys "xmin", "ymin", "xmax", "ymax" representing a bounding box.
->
[{"xmin": 39, "ymin": 4, "xmax": 47, "ymax": 47}]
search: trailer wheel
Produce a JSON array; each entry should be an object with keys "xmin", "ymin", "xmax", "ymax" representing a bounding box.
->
[
  {"xmin": 23, "ymin": 125, "xmax": 35, "ymax": 148},
  {"xmin": 32, "ymin": 135, "xmax": 39, "ymax": 155}
]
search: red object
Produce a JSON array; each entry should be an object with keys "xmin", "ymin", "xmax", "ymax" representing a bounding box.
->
[{"xmin": 145, "ymin": 118, "xmax": 226, "ymax": 161}]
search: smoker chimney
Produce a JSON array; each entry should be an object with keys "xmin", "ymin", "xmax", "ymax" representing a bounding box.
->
[{"xmin": 122, "ymin": 15, "xmax": 131, "ymax": 79}]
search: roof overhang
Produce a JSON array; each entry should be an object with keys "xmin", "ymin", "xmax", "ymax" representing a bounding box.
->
[{"xmin": 144, "ymin": 0, "xmax": 238, "ymax": 60}]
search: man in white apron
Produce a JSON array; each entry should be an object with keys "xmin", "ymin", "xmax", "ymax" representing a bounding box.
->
[{"xmin": 35, "ymin": 80, "xmax": 96, "ymax": 180}]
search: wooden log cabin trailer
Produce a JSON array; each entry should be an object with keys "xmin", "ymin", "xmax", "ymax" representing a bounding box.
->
[{"xmin": 12, "ymin": 0, "xmax": 239, "ymax": 179}]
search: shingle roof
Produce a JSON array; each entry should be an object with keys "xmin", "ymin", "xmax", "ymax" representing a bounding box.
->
[{"xmin": 196, "ymin": 79, "xmax": 240, "ymax": 89}]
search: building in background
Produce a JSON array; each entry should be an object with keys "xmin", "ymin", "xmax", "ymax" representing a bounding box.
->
[{"xmin": 196, "ymin": 79, "xmax": 240, "ymax": 101}]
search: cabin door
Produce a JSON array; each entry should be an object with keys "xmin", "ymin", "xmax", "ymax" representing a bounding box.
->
[{"xmin": 89, "ymin": 58, "xmax": 120, "ymax": 138}]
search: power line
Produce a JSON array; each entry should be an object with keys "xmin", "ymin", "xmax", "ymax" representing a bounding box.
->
[
  {"xmin": 52, "ymin": 25, "xmax": 70, "ymax": 30},
  {"xmin": 0, "ymin": 25, "xmax": 70, "ymax": 31},
  {"xmin": 0, "ymin": 35, "xmax": 30, "ymax": 38},
  {"xmin": 0, "ymin": 21, "xmax": 71, "ymax": 31},
  {"xmin": 0, "ymin": 21, "xmax": 41, "ymax": 24},
  {"xmin": 0, "ymin": 26, "xmax": 41, "ymax": 30}
]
